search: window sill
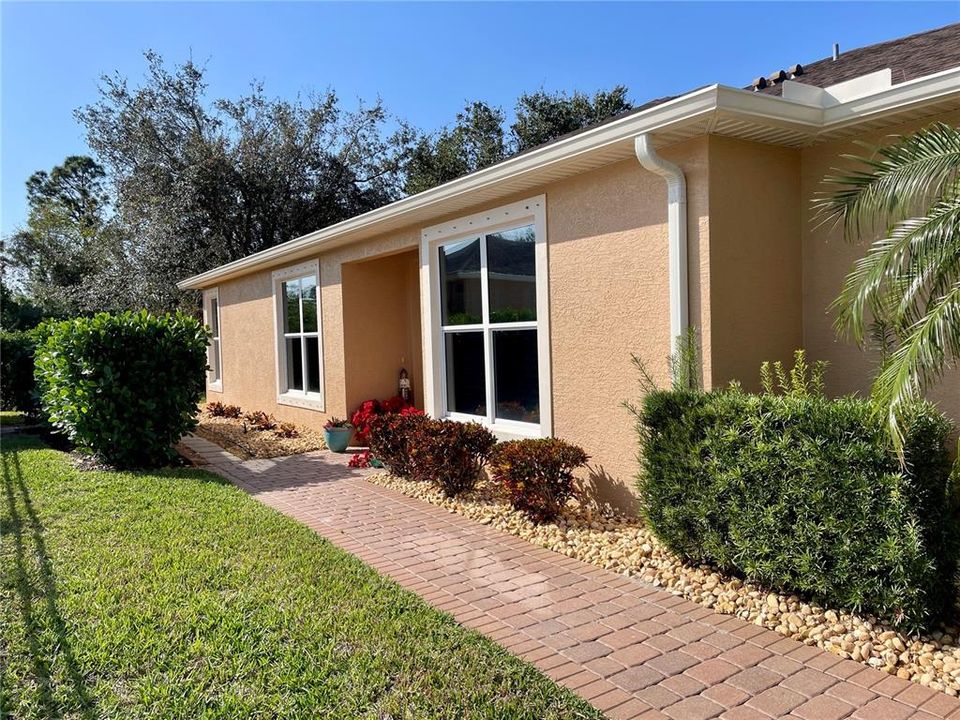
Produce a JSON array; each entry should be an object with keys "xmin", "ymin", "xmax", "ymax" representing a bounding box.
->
[
  {"xmin": 208, "ymin": 381, "xmax": 223, "ymax": 393},
  {"xmin": 277, "ymin": 392, "xmax": 325, "ymax": 412},
  {"xmin": 444, "ymin": 413, "xmax": 544, "ymax": 441}
]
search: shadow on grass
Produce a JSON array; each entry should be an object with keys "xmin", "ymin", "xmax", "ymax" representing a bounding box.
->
[{"xmin": 2, "ymin": 446, "xmax": 98, "ymax": 719}]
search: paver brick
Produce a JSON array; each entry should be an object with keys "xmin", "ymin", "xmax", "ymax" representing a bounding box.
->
[
  {"xmin": 793, "ymin": 695, "xmax": 856, "ymax": 720},
  {"xmin": 638, "ymin": 685, "xmax": 683, "ymax": 710},
  {"xmin": 727, "ymin": 666, "xmax": 782, "ymax": 694},
  {"xmin": 851, "ymin": 697, "xmax": 914, "ymax": 720},
  {"xmin": 747, "ymin": 686, "xmax": 807, "ymax": 716},
  {"xmin": 664, "ymin": 696, "xmax": 724, "ymax": 720},
  {"xmin": 782, "ymin": 668, "xmax": 840, "ymax": 697},
  {"xmin": 685, "ymin": 658, "xmax": 740, "ymax": 685}
]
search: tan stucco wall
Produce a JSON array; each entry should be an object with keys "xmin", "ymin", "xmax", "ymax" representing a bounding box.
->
[
  {"xmin": 706, "ymin": 135, "xmax": 803, "ymax": 390},
  {"xmin": 205, "ymin": 137, "xmax": 711, "ymax": 509},
  {"xmin": 210, "ymin": 227, "xmax": 421, "ymax": 427},
  {"xmin": 546, "ymin": 140, "xmax": 711, "ymax": 507},
  {"xmin": 342, "ymin": 249, "xmax": 423, "ymax": 413},
  {"xmin": 800, "ymin": 112, "xmax": 960, "ymax": 423},
  {"xmin": 205, "ymin": 113, "xmax": 958, "ymax": 512}
]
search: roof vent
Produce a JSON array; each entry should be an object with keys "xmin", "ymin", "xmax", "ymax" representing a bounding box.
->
[
  {"xmin": 833, "ymin": 43, "xmax": 840, "ymax": 61},
  {"xmin": 752, "ymin": 76, "xmax": 768, "ymax": 91},
  {"xmin": 767, "ymin": 69, "xmax": 787, "ymax": 85},
  {"xmin": 788, "ymin": 64, "xmax": 804, "ymax": 78}
]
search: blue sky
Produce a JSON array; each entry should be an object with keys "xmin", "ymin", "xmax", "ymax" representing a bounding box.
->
[{"xmin": 2, "ymin": 1, "xmax": 957, "ymax": 237}]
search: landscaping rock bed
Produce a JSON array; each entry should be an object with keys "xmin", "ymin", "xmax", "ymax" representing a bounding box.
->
[
  {"xmin": 368, "ymin": 471, "xmax": 960, "ymax": 697},
  {"xmin": 195, "ymin": 413, "xmax": 326, "ymax": 459}
]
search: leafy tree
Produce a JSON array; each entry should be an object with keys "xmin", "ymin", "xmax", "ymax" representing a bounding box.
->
[
  {"xmin": 77, "ymin": 52, "xmax": 414, "ymax": 310},
  {"xmin": 817, "ymin": 121, "xmax": 960, "ymax": 451},
  {"xmin": 405, "ymin": 87, "xmax": 633, "ymax": 194},
  {"xmin": 4, "ymin": 155, "xmax": 124, "ymax": 317},
  {"xmin": 511, "ymin": 86, "xmax": 632, "ymax": 152},
  {"xmin": 404, "ymin": 101, "xmax": 506, "ymax": 194}
]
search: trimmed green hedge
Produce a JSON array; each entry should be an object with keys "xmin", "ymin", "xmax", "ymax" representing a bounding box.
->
[
  {"xmin": 35, "ymin": 311, "xmax": 208, "ymax": 468},
  {"xmin": 0, "ymin": 329, "xmax": 39, "ymax": 412},
  {"xmin": 635, "ymin": 387, "xmax": 957, "ymax": 631}
]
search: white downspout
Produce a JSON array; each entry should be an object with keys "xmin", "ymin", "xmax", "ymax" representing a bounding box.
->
[{"xmin": 634, "ymin": 134, "xmax": 689, "ymax": 352}]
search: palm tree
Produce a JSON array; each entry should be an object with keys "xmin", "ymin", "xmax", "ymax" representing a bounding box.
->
[{"xmin": 817, "ymin": 121, "xmax": 960, "ymax": 453}]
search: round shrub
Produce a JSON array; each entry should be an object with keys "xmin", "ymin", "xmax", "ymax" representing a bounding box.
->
[
  {"xmin": 489, "ymin": 439, "xmax": 589, "ymax": 523},
  {"xmin": 34, "ymin": 311, "xmax": 208, "ymax": 468},
  {"xmin": 368, "ymin": 410, "xmax": 427, "ymax": 479},
  {"xmin": 409, "ymin": 419, "xmax": 496, "ymax": 496}
]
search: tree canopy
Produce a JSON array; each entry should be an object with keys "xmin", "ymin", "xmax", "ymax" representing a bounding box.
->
[{"xmin": 3, "ymin": 52, "xmax": 634, "ymax": 314}]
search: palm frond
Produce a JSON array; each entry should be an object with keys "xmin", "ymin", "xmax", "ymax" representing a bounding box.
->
[
  {"xmin": 820, "ymin": 122, "xmax": 960, "ymax": 456},
  {"xmin": 871, "ymin": 281, "xmax": 960, "ymax": 455},
  {"xmin": 814, "ymin": 122, "xmax": 960, "ymax": 241},
  {"xmin": 833, "ymin": 195, "xmax": 960, "ymax": 342}
]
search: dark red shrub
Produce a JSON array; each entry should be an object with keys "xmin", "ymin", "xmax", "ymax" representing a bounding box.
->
[
  {"xmin": 206, "ymin": 401, "xmax": 242, "ymax": 418},
  {"xmin": 273, "ymin": 421, "xmax": 299, "ymax": 438},
  {"xmin": 410, "ymin": 419, "xmax": 496, "ymax": 497},
  {"xmin": 243, "ymin": 410, "xmax": 276, "ymax": 431},
  {"xmin": 489, "ymin": 439, "xmax": 589, "ymax": 523},
  {"xmin": 368, "ymin": 411, "xmax": 427, "ymax": 479},
  {"xmin": 350, "ymin": 399, "xmax": 382, "ymax": 445}
]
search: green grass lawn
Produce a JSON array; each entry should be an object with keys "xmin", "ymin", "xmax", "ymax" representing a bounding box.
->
[{"xmin": 1, "ymin": 434, "xmax": 601, "ymax": 719}]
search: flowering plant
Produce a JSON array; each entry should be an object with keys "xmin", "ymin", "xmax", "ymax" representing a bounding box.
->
[
  {"xmin": 348, "ymin": 449, "xmax": 372, "ymax": 468},
  {"xmin": 350, "ymin": 395, "xmax": 418, "ymax": 445}
]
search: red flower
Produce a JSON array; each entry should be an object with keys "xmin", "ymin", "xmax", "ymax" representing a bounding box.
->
[{"xmin": 349, "ymin": 396, "xmax": 423, "ymax": 446}]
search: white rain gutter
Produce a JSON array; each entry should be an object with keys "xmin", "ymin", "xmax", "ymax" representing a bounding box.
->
[{"xmin": 634, "ymin": 134, "xmax": 688, "ymax": 351}]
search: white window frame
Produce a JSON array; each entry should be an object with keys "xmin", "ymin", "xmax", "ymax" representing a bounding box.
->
[
  {"xmin": 420, "ymin": 195, "xmax": 551, "ymax": 439},
  {"xmin": 272, "ymin": 259, "xmax": 324, "ymax": 411},
  {"xmin": 203, "ymin": 288, "xmax": 223, "ymax": 393}
]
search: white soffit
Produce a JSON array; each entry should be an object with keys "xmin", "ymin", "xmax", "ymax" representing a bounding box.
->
[{"xmin": 179, "ymin": 66, "xmax": 960, "ymax": 290}]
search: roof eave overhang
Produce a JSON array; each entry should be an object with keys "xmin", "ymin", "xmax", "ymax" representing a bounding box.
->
[{"xmin": 179, "ymin": 67, "xmax": 960, "ymax": 290}]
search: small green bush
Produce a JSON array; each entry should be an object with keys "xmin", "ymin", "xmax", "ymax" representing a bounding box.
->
[
  {"xmin": 489, "ymin": 439, "xmax": 589, "ymax": 523},
  {"xmin": 409, "ymin": 419, "xmax": 496, "ymax": 496},
  {"xmin": 34, "ymin": 311, "xmax": 208, "ymax": 468},
  {"xmin": 0, "ymin": 329, "xmax": 39, "ymax": 412},
  {"xmin": 634, "ymin": 386, "xmax": 957, "ymax": 631}
]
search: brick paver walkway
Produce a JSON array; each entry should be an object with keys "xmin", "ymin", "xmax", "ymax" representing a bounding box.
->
[{"xmin": 180, "ymin": 435, "xmax": 960, "ymax": 719}]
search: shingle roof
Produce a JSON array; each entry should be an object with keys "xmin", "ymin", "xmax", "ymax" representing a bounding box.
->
[{"xmin": 755, "ymin": 23, "xmax": 960, "ymax": 96}]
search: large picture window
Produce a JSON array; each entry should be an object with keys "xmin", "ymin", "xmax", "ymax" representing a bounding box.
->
[
  {"xmin": 203, "ymin": 288, "xmax": 222, "ymax": 392},
  {"xmin": 423, "ymin": 197, "xmax": 550, "ymax": 436},
  {"xmin": 273, "ymin": 261, "xmax": 323, "ymax": 410}
]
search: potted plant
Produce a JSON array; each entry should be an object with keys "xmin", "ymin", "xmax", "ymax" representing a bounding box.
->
[{"xmin": 323, "ymin": 418, "xmax": 354, "ymax": 453}]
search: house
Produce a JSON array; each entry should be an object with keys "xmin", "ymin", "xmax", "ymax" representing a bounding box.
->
[{"xmin": 179, "ymin": 24, "xmax": 960, "ymax": 508}]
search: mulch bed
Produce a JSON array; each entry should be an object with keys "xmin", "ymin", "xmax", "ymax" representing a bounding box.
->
[{"xmin": 193, "ymin": 414, "xmax": 326, "ymax": 460}]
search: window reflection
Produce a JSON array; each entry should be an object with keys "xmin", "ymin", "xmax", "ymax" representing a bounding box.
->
[
  {"xmin": 487, "ymin": 225, "xmax": 536, "ymax": 323},
  {"xmin": 493, "ymin": 330, "xmax": 539, "ymax": 423},
  {"xmin": 445, "ymin": 331, "xmax": 486, "ymax": 416},
  {"xmin": 439, "ymin": 237, "xmax": 482, "ymax": 325}
]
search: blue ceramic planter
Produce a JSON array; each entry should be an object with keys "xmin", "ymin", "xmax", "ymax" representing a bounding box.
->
[{"xmin": 324, "ymin": 427, "xmax": 353, "ymax": 453}]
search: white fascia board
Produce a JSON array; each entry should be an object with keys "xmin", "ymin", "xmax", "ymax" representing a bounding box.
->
[{"xmin": 822, "ymin": 66, "xmax": 960, "ymax": 128}]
